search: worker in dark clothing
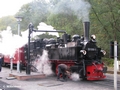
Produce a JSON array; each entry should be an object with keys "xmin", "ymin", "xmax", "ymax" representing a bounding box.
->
[
  {"xmin": 0, "ymin": 54, "xmax": 3, "ymax": 79},
  {"xmin": 0, "ymin": 54, "xmax": 3, "ymax": 72},
  {"xmin": 57, "ymin": 64, "xmax": 71, "ymax": 81}
]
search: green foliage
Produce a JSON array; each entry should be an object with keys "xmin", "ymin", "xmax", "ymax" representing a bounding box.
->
[
  {"xmin": 0, "ymin": 16, "xmax": 17, "ymax": 31},
  {"xmin": 35, "ymin": 33, "xmax": 57, "ymax": 39},
  {"xmin": 15, "ymin": 1, "xmax": 50, "ymax": 30},
  {"xmin": 89, "ymin": 0, "xmax": 120, "ymax": 58},
  {"xmin": 102, "ymin": 58, "xmax": 114, "ymax": 67},
  {"xmin": 47, "ymin": 13, "xmax": 82, "ymax": 36}
]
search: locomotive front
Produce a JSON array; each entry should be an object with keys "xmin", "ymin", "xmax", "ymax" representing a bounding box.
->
[{"xmin": 77, "ymin": 22, "xmax": 107, "ymax": 80}]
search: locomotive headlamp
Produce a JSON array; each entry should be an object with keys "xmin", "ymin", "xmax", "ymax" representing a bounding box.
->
[
  {"xmin": 101, "ymin": 50, "xmax": 106, "ymax": 55},
  {"xmin": 80, "ymin": 50, "xmax": 86, "ymax": 55},
  {"xmin": 91, "ymin": 35, "xmax": 96, "ymax": 40}
]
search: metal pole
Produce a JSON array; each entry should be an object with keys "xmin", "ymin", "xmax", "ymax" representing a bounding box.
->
[
  {"xmin": 17, "ymin": 21, "xmax": 20, "ymax": 73},
  {"xmin": 114, "ymin": 41, "xmax": 117, "ymax": 90},
  {"xmin": 26, "ymin": 23, "xmax": 32, "ymax": 75},
  {"xmin": 10, "ymin": 58, "xmax": 13, "ymax": 73},
  {"xmin": 18, "ymin": 21, "xmax": 20, "ymax": 35}
]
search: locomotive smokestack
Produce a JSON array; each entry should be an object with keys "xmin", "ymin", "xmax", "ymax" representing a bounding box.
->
[{"xmin": 83, "ymin": 22, "xmax": 90, "ymax": 43}]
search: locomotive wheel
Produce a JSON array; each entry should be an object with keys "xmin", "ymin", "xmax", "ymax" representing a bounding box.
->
[
  {"xmin": 51, "ymin": 63, "xmax": 56, "ymax": 75},
  {"xmin": 80, "ymin": 76, "xmax": 87, "ymax": 80}
]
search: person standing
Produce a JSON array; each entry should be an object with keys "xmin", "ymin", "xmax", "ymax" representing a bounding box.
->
[
  {"xmin": 57, "ymin": 64, "xmax": 71, "ymax": 81},
  {"xmin": 0, "ymin": 54, "xmax": 3, "ymax": 72},
  {"xmin": 0, "ymin": 54, "xmax": 3, "ymax": 79}
]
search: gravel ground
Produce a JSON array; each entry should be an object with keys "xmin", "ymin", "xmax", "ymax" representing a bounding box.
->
[{"xmin": 0, "ymin": 67, "xmax": 119, "ymax": 90}]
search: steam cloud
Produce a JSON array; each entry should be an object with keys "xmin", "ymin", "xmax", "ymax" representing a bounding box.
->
[
  {"xmin": 52, "ymin": 0, "xmax": 91, "ymax": 22},
  {"xmin": 0, "ymin": 26, "xmax": 28, "ymax": 56},
  {"xmin": 0, "ymin": 22, "xmax": 58, "ymax": 56},
  {"xmin": 70, "ymin": 73, "xmax": 80, "ymax": 81},
  {"xmin": 34, "ymin": 50, "xmax": 53, "ymax": 76}
]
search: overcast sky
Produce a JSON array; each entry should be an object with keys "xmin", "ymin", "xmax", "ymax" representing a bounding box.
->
[{"xmin": 0, "ymin": 0, "xmax": 33, "ymax": 18}]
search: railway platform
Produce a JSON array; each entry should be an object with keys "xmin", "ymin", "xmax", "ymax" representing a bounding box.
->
[{"xmin": 9, "ymin": 72, "xmax": 46, "ymax": 80}]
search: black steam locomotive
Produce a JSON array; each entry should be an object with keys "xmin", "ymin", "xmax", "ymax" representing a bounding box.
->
[{"xmin": 24, "ymin": 22, "xmax": 107, "ymax": 80}]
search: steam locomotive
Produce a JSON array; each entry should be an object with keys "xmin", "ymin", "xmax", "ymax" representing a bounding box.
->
[{"xmin": 3, "ymin": 22, "xmax": 107, "ymax": 80}]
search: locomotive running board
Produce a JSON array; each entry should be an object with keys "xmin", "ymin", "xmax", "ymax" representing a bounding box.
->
[{"xmin": 9, "ymin": 73, "xmax": 46, "ymax": 80}]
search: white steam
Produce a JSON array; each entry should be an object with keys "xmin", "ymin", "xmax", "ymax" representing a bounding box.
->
[
  {"xmin": 70, "ymin": 73, "xmax": 80, "ymax": 81},
  {"xmin": 53, "ymin": 0, "xmax": 91, "ymax": 22},
  {"xmin": 0, "ymin": 22, "xmax": 58, "ymax": 57},
  {"xmin": 35, "ymin": 22, "xmax": 59, "ymax": 37},
  {"xmin": 0, "ymin": 26, "xmax": 28, "ymax": 56},
  {"xmin": 70, "ymin": 0, "xmax": 91, "ymax": 22},
  {"xmin": 35, "ymin": 50, "xmax": 53, "ymax": 76}
]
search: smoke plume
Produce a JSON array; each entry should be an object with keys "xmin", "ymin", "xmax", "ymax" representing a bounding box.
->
[{"xmin": 52, "ymin": 0, "xmax": 91, "ymax": 22}]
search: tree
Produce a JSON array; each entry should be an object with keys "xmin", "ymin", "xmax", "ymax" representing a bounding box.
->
[
  {"xmin": 89, "ymin": 0, "xmax": 120, "ymax": 57},
  {"xmin": 15, "ymin": 0, "xmax": 50, "ymax": 30},
  {"xmin": 47, "ymin": 0, "xmax": 90, "ymax": 36},
  {"xmin": 0, "ymin": 16, "xmax": 17, "ymax": 32},
  {"xmin": 35, "ymin": 33, "xmax": 57, "ymax": 39},
  {"xmin": 0, "ymin": 16, "xmax": 19, "ymax": 35},
  {"xmin": 47, "ymin": 13, "xmax": 83, "ymax": 36}
]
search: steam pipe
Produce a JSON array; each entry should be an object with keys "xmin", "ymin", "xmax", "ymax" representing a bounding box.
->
[
  {"xmin": 33, "ymin": 29, "xmax": 66, "ymax": 33},
  {"xmin": 28, "ymin": 22, "xmax": 66, "ymax": 33}
]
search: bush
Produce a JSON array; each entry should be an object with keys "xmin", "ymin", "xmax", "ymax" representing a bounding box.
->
[{"xmin": 102, "ymin": 58, "xmax": 114, "ymax": 67}]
